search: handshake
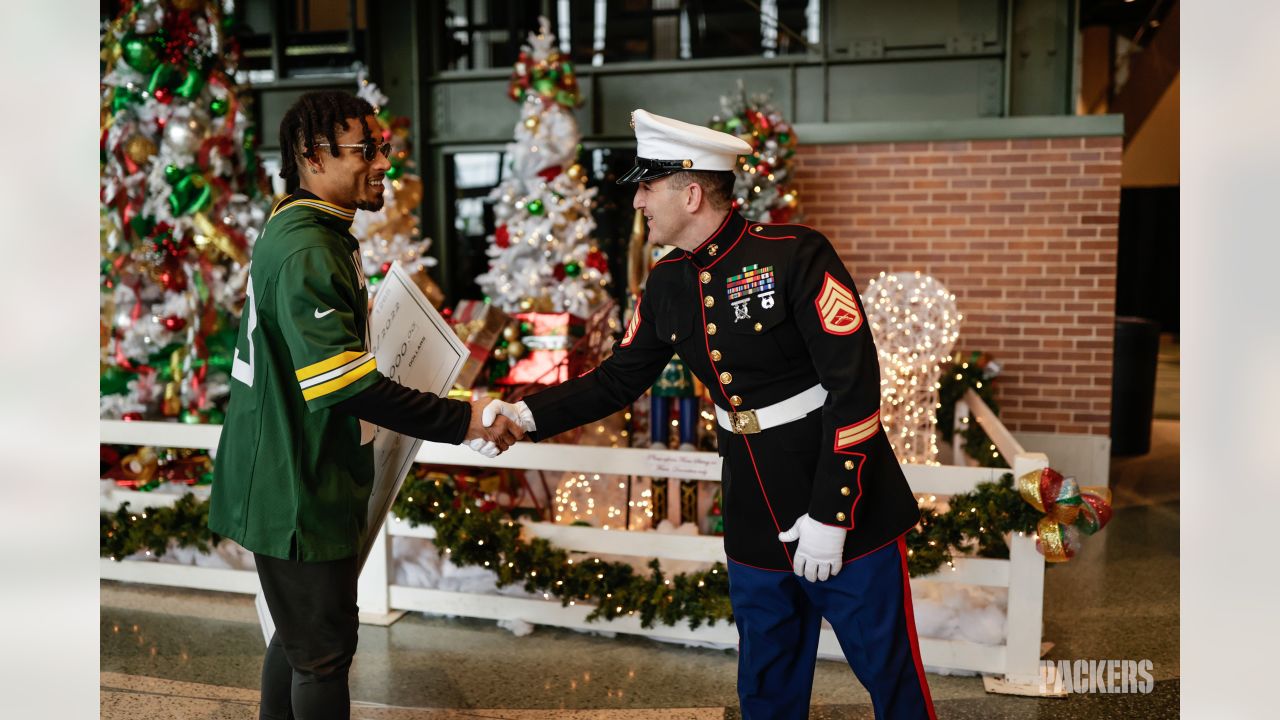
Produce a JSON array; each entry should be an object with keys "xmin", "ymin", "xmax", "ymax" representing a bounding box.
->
[{"xmin": 461, "ymin": 399, "xmax": 536, "ymax": 458}]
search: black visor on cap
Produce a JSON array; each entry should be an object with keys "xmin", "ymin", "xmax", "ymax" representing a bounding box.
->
[{"xmin": 616, "ymin": 157, "xmax": 692, "ymax": 185}]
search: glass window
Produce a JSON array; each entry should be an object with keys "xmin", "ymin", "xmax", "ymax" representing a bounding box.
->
[
  {"xmin": 233, "ymin": 0, "xmax": 369, "ymax": 84},
  {"xmin": 440, "ymin": 0, "xmax": 819, "ymax": 72}
]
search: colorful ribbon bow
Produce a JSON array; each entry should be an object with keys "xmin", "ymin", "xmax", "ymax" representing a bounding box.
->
[{"xmin": 1017, "ymin": 467, "xmax": 1113, "ymax": 562}]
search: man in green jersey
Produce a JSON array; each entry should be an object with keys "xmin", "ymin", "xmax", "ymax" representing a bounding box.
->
[{"xmin": 210, "ymin": 91, "xmax": 522, "ymax": 720}]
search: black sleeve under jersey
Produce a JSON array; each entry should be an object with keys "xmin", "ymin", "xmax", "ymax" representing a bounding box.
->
[{"xmin": 333, "ymin": 374, "xmax": 471, "ymax": 445}]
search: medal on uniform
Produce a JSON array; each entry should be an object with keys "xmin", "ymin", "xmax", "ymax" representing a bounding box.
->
[{"xmin": 725, "ymin": 264, "xmax": 776, "ymax": 322}]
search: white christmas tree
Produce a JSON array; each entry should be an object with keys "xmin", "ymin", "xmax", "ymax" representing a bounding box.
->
[
  {"xmin": 476, "ymin": 17, "xmax": 610, "ymax": 317},
  {"xmin": 349, "ymin": 68, "xmax": 439, "ymax": 297},
  {"xmin": 100, "ymin": 0, "xmax": 269, "ymax": 423},
  {"xmin": 709, "ymin": 81, "xmax": 801, "ymax": 224}
]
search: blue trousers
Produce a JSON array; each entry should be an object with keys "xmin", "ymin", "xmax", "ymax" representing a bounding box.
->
[{"xmin": 727, "ymin": 535, "xmax": 936, "ymax": 720}]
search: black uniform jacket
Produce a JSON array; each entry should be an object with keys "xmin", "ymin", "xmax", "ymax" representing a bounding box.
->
[{"xmin": 523, "ymin": 211, "xmax": 921, "ymax": 570}]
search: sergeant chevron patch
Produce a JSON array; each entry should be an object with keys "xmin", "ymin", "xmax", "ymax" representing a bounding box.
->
[
  {"xmin": 621, "ymin": 298, "xmax": 642, "ymax": 347},
  {"xmin": 815, "ymin": 272, "xmax": 863, "ymax": 335}
]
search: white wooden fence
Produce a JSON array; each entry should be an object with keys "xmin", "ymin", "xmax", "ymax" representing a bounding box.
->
[{"xmin": 99, "ymin": 388, "xmax": 1049, "ymax": 688}]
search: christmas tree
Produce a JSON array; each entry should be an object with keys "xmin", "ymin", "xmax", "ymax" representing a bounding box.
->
[
  {"xmin": 349, "ymin": 68, "xmax": 442, "ymax": 305},
  {"xmin": 476, "ymin": 17, "xmax": 610, "ymax": 318},
  {"xmin": 100, "ymin": 0, "xmax": 270, "ymax": 423},
  {"xmin": 709, "ymin": 81, "xmax": 800, "ymax": 224}
]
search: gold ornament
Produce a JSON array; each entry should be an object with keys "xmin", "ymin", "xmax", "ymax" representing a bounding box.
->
[
  {"xmin": 524, "ymin": 116, "xmax": 540, "ymax": 131},
  {"xmin": 502, "ymin": 326, "xmax": 519, "ymax": 342},
  {"xmin": 566, "ymin": 163, "xmax": 584, "ymax": 180},
  {"xmin": 125, "ymin": 135, "xmax": 157, "ymax": 165},
  {"xmin": 193, "ymin": 213, "xmax": 248, "ymax": 265},
  {"xmin": 120, "ymin": 447, "xmax": 159, "ymax": 484},
  {"xmin": 519, "ymin": 298, "xmax": 535, "ymax": 312},
  {"xmin": 492, "ymin": 346, "xmax": 508, "ymax": 361},
  {"xmin": 162, "ymin": 381, "xmax": 182, "ymax": 416}
]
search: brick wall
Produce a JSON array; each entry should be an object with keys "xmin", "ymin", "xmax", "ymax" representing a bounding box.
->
[{"xmin": 792, "ymin": 136, "xmax": 1122, "ymax": 436}]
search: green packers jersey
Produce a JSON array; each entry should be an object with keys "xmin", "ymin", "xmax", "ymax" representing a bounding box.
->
[{"xmin": 209, "ymin": 193, "xmax": 382, "ymax": 561}]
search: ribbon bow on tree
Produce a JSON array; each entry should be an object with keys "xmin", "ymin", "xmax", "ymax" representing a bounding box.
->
[{"xmin": 1017, "ymin": 467, "xmax": 1113, "ymax": 562}]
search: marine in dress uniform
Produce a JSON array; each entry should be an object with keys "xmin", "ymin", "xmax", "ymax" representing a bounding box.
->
[{"xmin": 488, "ymin": 110, "xmax": 936, "ymax": 719}]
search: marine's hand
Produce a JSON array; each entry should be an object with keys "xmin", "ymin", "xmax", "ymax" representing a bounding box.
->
[
  {"xmin": 777, "ymin": 513, "xmax": 847, "ymax": 582},
  {"xmin": 464, "ymin": 399, "xmax": 524, "ymax": 456},
  {"xmin": 481, "ymin": 399, "xmax": 537, "ymax": 433}
]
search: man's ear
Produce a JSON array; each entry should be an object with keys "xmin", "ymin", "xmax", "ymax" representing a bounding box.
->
[{"xmin": 685, "ymin": 181, "xmax": 704, "ymax": 213}]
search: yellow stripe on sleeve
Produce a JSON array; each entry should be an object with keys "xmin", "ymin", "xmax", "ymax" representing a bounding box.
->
[
  {"xmin": 296, "ymin": 350, "xmax": 366, "ymax": 382},
  {"xmin": 301, "ymin": 357, "xmax": 378, "ymax": 401}
]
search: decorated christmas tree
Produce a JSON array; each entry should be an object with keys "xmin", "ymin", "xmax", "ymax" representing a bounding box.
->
[
  {"xmin": 100, "ymin": 0, "xmax": 270, "ymax": 423},
  {"xmin": 476, "ymin": 17, "xmax": 610, "ymax": 317},
  {"xmin": 349, "ymin": 68, "xmax": 442, "ymax": 305},
  {"xmin": 709, "ymin": 81, "xmax": 800, "ymax": 223}
]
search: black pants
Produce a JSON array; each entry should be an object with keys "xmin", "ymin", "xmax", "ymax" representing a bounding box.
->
[{"xmin": 254, "ymin": 552, "xmax": 360, "ymax": 720}]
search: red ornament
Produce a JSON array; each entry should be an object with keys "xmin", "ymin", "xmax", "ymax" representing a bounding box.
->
[
  {"xmin": 380, "ymin": 262, "xmax": 392, "ymax": 274},
  {"xmin": 553, "ymin": 263, "xmax": 567, "ymax": 281},
  {"xmin": 537, "ymin": 165, "xmax": 563, "ymax": 182},
  {"xmin": 159, "ymin": 268, "xmax": 187, "ymax": 291},
  {"xmin": 162, "ymin": 315, "xmax": 187, "ymax": 332},
  {"xmin": 494, "ymin": 224, "xmax": 510, "ymax": 249},
  {"xmin": 154, "ymin": 87, "xmax": 173, "ymax": 105},
  {"xmin": 586, "ymin": 249, "xmax": 607, "ymax": 272},
  {"xmin": 121, "ymin": 412, "xmax": 143, "ymax": 422}
]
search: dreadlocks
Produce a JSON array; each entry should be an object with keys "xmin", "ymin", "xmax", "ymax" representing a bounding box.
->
[{"xmin": 278, "ymin": 90, "xmax": 376, "ymax": 191}]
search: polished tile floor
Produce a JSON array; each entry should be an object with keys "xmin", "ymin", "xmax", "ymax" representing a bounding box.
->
[{"xmin": 100, "ymin": 348, "xmax": 1180, "ymax": 718}]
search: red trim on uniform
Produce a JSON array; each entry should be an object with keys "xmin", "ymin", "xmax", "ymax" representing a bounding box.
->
[
  {"xmin": 651, "ymin": 256, "xmax": 684, "ymax": 270},
  {"xmin": 696, "ymin": 277, "xmax": 791, "ymax": 567},
  {"xmin": 689, "ymin": 210, "xmax": 735, "ymax": 256},
  {"xmin": 702, "ymin": 221, "xmax": 749, "ymax": 270},
  {"xmin": 746, "ymin": 222, "xmax": 797, "ymax": 241},
  {"xmin": 840, "ymin": 531, "xmax": 904, "ymax": 566},
  {"xmin": 897, "ymin": 535, "xmax": 938, "ymax": 720},
  {"xmin": 742, "ymin": 435, "xmax": 792, "ymax": 566}
]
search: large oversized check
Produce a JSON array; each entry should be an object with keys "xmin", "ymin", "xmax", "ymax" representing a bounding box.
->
[{"xmin": 256, "ymin": 261, "xmax": 468, "ymax": 642}]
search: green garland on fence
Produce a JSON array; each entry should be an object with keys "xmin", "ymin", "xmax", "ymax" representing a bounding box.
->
[
  {"xmin": 100, "ymin": 470, "xmax": 1041, "ymax": 628},
  {"xmin": 938, "ymin": 351, "xmax": 1007, "ymax": 468}
]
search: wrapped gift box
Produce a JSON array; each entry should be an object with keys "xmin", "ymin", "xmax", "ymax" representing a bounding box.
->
[
  {"xmin": 450, "ymin": 300, "xmax": 509, "ymax": 388},
  {"xmin": 498, "ymin": 312, "xmax": 586, "ymax": 386}
]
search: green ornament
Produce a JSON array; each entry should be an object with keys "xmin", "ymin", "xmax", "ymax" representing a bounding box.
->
[
  {"xmin": 385, "ymin": 164, "xmax": 403, "ymax": 180},
  {"xmin": 120, "ymin": 32, "xmax": 162, "ymax": 74},
  {"xmin": 207, "ymin": 353, "xmax": 232, "ymax": 373},
  {"xmin": 100, "ymin": 367, "xmax": 135, "ymax": 396},
  {"xmin": 169, "ymin": 174, "xmax": 211, "ymax": 216},
  {"xmin": 778, "ymin": 132, "xmax": 791, "ymax": 144},
  {"xmin": 562, "ymin": 61, "xmax": 574, "ymax": 74},
  {"xmin": 726, "ymin": 117, "xmax": 743, "ymax": 129},
  {"xmin": 533, "ymin": 77, "xmax": 556, "ymax": 96},
  {"xmin": 209, "ymin": 97, "xmax": 229, "ymax": 117},
  {"xmin": 129, "ymin": 214, "xmax": 155, "ymax": 239},
  {"xmin": 176, "ymin": 66, "xmax": 206, "ymax": 99},
  {"xmin": 527, "ymin": 199, "xmax": 544, "ymax": 215},
  {"xmin": 369, "ymin": 274, "xmax": 384, "ymax": 286},
  {"xmin": 164, "ymin": 164, "xmax": 184, "ymax": 184},
  {"xmin": 180, "ymin": 409, "xmax": 204, "ymax": 424},
  {"xmin": 205, "ymin": 408, "xmax": 225, "ymax": 424},
  {"xmin": 198, "ymin": 470, "xmax": 215, "ymax": 485},
  {"xmin": 520, "ymin": 322, "xmax": 533, "ymax": 335},
  {"xmin": 564, "ymin": 261, "xmax": 580, "ymax": 277},
  {"xmin": 111, "ymin": 86, "xmax": 141, "ymax": 114},
  {"xmin": 555, "ymin": 90, "xmax": 576, "ymax": 108},
  {"xmin": 147, "ymin": 63, "xmax": 178, "ymax": 94}
]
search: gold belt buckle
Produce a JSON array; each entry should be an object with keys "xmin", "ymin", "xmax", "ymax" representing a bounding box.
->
[{"xmin": 729, "ymin": 410, "xmax": 761, "ymax": 435}]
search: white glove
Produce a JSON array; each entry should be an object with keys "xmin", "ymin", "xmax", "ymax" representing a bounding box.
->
[
  {"xmin": 465, "ymin": 438, "xmax": 499, "ymax": 458},
  {"xmin": 481, "ymin": 399, "xmax": 536, "ymax": 433},
  {"xmin": 777, "ymin": 513, "xmax": 847, "ymax": 582}
]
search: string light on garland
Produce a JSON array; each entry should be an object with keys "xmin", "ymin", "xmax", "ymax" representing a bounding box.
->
[
  {"xmin": 103, "ymin": 468, "xmax": 1104, "ymax": 626},
  {"xmin": 864, "ymin": 272, "xmax": 961, "ymax": 465}
]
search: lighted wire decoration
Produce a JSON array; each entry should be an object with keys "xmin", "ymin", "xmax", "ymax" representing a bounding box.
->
[{"xmin": 864, "ymin": 272, "xmax": 962, "ymax": 466}]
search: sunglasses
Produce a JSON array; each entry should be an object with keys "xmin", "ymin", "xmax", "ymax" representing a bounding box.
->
[{"xmin": 321, "ymin": 140, "xmax": 392, "ymax": 162}]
